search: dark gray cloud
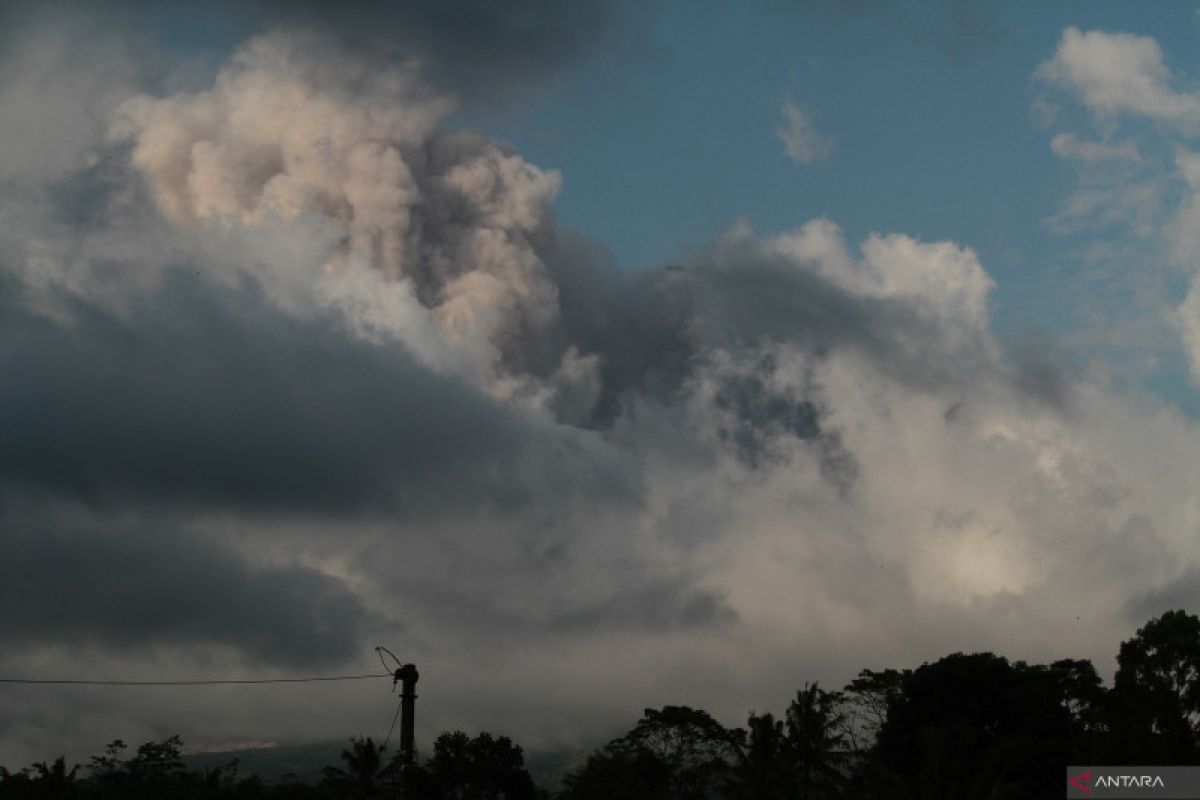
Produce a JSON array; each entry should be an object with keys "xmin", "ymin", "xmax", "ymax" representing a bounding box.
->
[
  {"xmin": 1005, "ymin": 329, "xmax": 1076, "ymax": 409},
  {"xmin": 535, "ymin": 231, "xmax": 1002, "ymax": 437},
  {"xmin": 548, "ymin": 581, "xmax": 738, "ymax": 634},
  {"xmin": 1128, "ymin": 568, "xmax": 1200, "ymax": 626},
  {"xmin": 0, "ymin": 0, "xmax": 634, "ymax": 107},
  {"xmin": 0, "ymin": 511, "xmax": 369, "ymax": 666},
  {"xmin": 716, "ymin": 371, "xmax": 820, "ymax": 464},
  {"xmin": 689, "ymin": 253, "xmax": 969, "ymax": 388},
  {"xmin": 44, "ymin": 142, "xmax": 144, "ymax": 233},
  {"xmin": 366, "ymin": 559, "xmax": 738, "ymax": 639},
  {"xmin": 712, "ymin": 363, "xmax": 858, "ymax": 490},
  {"xmin": 0, "ymin": 267, "xmax": 636, "ymax": 520},
  {"xmin": 535, "ymin": 245, "xmax": 697, "ymax": 426},
  {"xmin": 252, "ymin": 0, "xmax": 628, "ymax": 104}
]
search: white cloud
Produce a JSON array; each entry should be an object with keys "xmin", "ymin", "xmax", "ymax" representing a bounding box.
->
[
  {"xmin": 1037, "ymin": 27, "xmax": 1200, "ymax": 125},
  {"xmin": 1036, "ymin": 28, "xmax": 1200, "ymax": 384},
  {"xmin": 776, "ymin": 97, "xmax": 834, "ymax": 166}
]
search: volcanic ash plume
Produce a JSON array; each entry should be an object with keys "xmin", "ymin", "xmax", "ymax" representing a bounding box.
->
[{"xmin": 113, "ymin": 33, "xmax": 588, "ymax": 407}]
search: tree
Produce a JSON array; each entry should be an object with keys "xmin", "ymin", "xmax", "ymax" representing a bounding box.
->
[
  {"xmin": 561, "ymin": 706, "xmax": 738, "ymax": 800},
  {"xmin": 727, "ymin": 712, "xmax": 793, "ymax": 800},
  {"xmin": 84, "ymin": 736, "xmax": 190, "ymax": 799},
  {"xmin": 87, "ymin": 738, "xmax": 129, "ymax": 789},
  {"xmin": 0, "ymin": 765, "xmax": 35, "ymax": 800},
  {"xmin": 841, "ymin": 669, "xmax": 910, "ymax": 752},
  {"xmin": 1113, "ymin": 609, "xmax": 1200, "ymax": 761},
  {"xmin": 30, "ymin": 757, "xmax": 79, "ymax": 799},
  {"xmin": 870, "ymin": 653, "xmax": 1074, "ymax": 799},
  {"xmin": 126, "ymin": 734, "xmax": 186, "ymax": 785},
  {"xmin": 421, "ymin": 730, "xmax": 537, "ymax": 800},
  {"xmin": 560, "ymin": 746, "xmax": 670, "ymax": 800},
  {"xmin": 1043, "ymin": 659, "xmax": 1107, "ymax": 761},
  {"xmin": 322, "ymin": 737, "xmax": 387, "ymax": 798},
  {"xmin": 785, "ymin": 683, "xmax": 850, "ymax": 799}
]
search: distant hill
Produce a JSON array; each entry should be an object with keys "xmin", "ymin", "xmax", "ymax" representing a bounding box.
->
[
  {"xmin": 183, "ymin": 740, "xmax": 342, "ymax": 786},
  {"xmin": 183, "ymin": 740, "xmax": 588, "ymax": 791}
]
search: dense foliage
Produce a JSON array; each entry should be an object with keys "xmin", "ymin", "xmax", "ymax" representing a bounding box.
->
[{"xmin": 6, "ymin": 609, "xmax": 1200, "ymax": 799}]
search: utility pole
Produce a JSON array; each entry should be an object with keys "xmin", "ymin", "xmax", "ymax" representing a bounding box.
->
[
  {"xmin": 396, "ymin": 663, "xmax": 419, "ymax": 767},
  {"xmin": 376, "ymin": 646, "xmax": 419, "ymax": 797}
]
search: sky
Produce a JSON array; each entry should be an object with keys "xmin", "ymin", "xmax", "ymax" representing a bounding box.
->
[{"xmin": 3, "ymin": 0, "xmax": 1200, "ymax": 767}]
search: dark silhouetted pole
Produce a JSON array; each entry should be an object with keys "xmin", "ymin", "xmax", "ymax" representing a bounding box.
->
[
  {"xmin": 397, "ymin": 663, "xmax": 419, "ymax": 766},
  {"xmin": 376, "ymin": 646, "xmax": 417, "ymax": 797}
]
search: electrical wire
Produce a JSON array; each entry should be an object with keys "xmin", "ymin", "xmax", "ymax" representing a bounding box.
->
[
  {"xmin": 376, "ymin": 646, "xmax": 402, "ymax": 673},
  {"xmin": 0, "ymin": 674, "xmax": 392, "ymax": 686},
  {"xmin": 381, "ymin": 698, "xmax": 403, "ymax": 751}
]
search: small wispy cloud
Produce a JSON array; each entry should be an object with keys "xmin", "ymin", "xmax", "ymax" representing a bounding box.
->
[
  {"xmin": 1050, "ymin": 133, "xmax": 1142, "ymax": 163},
  {"xmin": 776, "ymin": 97, "xmax": 834, "ymax": 166}
]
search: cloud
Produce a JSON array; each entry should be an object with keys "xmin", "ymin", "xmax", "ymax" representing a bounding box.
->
[
  {"xmin": 1129, "ymin": 565, "xmax": 1200, "ymax": 623},
  {"xmin": 0, "ymin": 510, "xmax": 371, "ymax": 667},
  {"xmin": 1037, "ymin": 27, "xmax": 1200, "ymax": 125},
  {"xmin": 238, "ymin": 0, "xmax": 631, "ymax": 106},
  {"xmin": 1051, "ymin": 133, "xmax": 1142, "ymax": 163},
  {"xmin": 0, "ymin": 0, "xmax": 630, "ymax": 108},
  {"xmin": 0, "ymin": 13, "xmax": 145, "ymax": 185},
  {"xmin": 0, "ymin": 267, "xmax": 635, "ymax": 520},
  {"xmin": 776, "ymin": 98, "xmax": 835, "ymax": 166},
  {"xmin": 1036, "ymin": 28, "xmax": 1200, "ymax": 386},
  {"xmin": 106, "ymin": 32, "xmax": 584, "ymax": 406},
  {"xmin": 1046, "ymin": 134, "xmax": 1155, "ymax": 236}
]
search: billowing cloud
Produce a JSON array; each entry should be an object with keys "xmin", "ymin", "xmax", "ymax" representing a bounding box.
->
[{"xmin": 107, "ymin": 32, "xmax": 596, "ymax": 411}]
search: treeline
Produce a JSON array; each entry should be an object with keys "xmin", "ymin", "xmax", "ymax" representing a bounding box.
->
[{"xmin": 5, "ymin": 609, "xmax": 1200, "ymax": 799}]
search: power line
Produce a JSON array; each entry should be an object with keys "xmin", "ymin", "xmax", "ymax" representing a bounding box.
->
[
  {"xmin": 381, "ymin": 698, "xmax": 403, "ymax": 751},
  {"xmin": 0, "ymin": 673, "xmax": 393, "ymax": 686}
]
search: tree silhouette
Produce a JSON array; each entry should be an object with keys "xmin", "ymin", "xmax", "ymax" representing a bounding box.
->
[
  {"xmin": 30, "ymin": 757, "xmax": 79, "ymax": 799},
  {"xmin": 841, "ymin": 668, "xmax": 909, "ymax": 752},
  {"xmin": 869, "ymin": 653, "xmax": 1076, "ymax": 798},
  {"xmin": 418, "ymin": 730, "xmax": 537, "ymax": 800},
  {"xmin": 81, "ymin": 736, "xmax": 190, "ymax": 799},
  {"xmin": 322, "ymin": 737, "xmax": 386, "ymax": 798},
  {"xmin": 559, "ymin": 739, "xmax": 674, "ymax": 800},
  {"xmin": 561, "ymin": 706, "xmax": 737, "ymax": 800},
  {"xmin": 126, "ymin": 735, "xmax": 185, "ymax": 784},
  {"xmin": 1113, "ymin": 609, "xmax": 1200, "ymax": 761},
  {"xmin": 785, "ymin": 683, "xmax": 850, "ymax": 799},
  {"xmin": 727, "ymin": 712, "xmax": 793, "ymax": 800}
]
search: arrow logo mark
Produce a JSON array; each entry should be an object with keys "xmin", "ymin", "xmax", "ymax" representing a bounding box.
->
[{"xmin": 1070, "ymin": 771, "xmax": 1093, "ymax": 794}]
